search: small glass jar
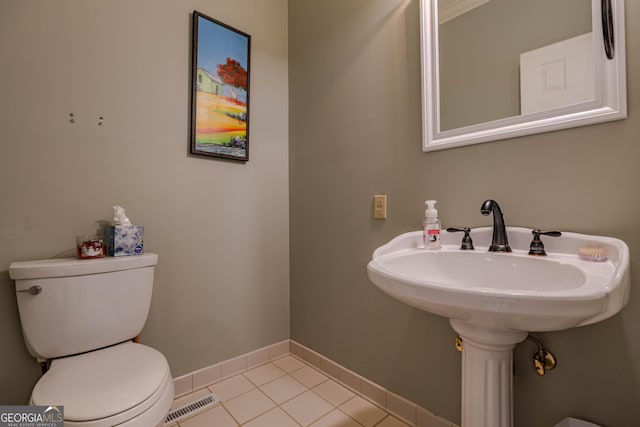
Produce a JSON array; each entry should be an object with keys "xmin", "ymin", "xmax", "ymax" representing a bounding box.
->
[{"xmin": 76, "ymin": 235, "xmax": 105, "ymax": 259}]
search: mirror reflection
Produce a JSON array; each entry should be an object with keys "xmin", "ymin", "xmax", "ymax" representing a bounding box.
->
[{"xmin": 438, "ymin": 0, "xmax": 592, "ymax": 131}]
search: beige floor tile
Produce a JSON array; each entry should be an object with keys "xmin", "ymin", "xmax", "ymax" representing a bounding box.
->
[
  {"xmin": 179, "ymin": 405, "xmax": 237, "ymax": 427},
  {"xmin": 339, "ymin": 396, "xmax": 387, "ymax": 427},
  {"xmin": 273, "ymin": 355, "xmax": 306, "ymax": 373},
  {"xmin": 243, "ymin": 407, "xmax": 299, "ymax": 427},
  {"xmin": 309, "ymin": 409, "xmax": 362, "ymax": 427},
  {"xmin": 208, "ymin": 374, "xmax": 255, "ymax": 402},
  {"xmin": 290, "ymin": 365, "xmax": 328, "ymax": 388},
  {"xmin": 260, "ymin": 374, "xmax": 308, "ymax": 404},
  {"xmin": 223, "ymin": 388, "xmax": 275, "ymax": 424},
  {"xmin": 244, "ymin": 363, "xmax": 286, "ymax": 386},
  {"xmin": 313, "ymin": 379, "xmax": 355, "ymax": 406},
  {"xmin": 172, "ymin": 350, "xmax": 430, "ymax": 427},
  {"xmin": 377, "ymin": 415, "xmax": 411, "ymax": 427},
  {"xmin": 281, "ymin": 390, "xmax": 334, "ymax": 426}
]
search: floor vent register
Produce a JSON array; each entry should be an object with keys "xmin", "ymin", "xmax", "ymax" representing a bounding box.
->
[{"xmin": 165, "ymin": 393, "xmax": 220, "ymax": 425}]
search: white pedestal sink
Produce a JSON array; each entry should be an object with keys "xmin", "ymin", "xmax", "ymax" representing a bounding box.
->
[{"xmin": 367, "ymin": 227, "xmax": 629, "ymax": 427}]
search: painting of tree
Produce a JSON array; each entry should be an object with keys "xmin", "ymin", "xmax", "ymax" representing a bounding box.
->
[
  {"xmin": 190, "ymin": 11, "xmax": 251, "ymax": 161},
  {"xmin": 217, "ymin": 58, "xmax": 248, "ymax": 102}
]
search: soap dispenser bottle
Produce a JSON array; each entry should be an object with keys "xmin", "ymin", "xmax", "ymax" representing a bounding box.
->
[{"xmin": 423, "ymin": 200, "xmax": 441, "ymax": 249}]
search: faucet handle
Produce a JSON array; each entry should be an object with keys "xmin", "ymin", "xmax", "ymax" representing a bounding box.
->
[
  {"xmin": 529, "ymin": 229, "xmax": 561, "ymax": 256},
  {"xmin": 446, "ymin": 227, "xmax": 474, "ymax": 250}
]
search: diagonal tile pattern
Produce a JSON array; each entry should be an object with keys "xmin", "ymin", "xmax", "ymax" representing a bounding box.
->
[{"xmin": 168, "ymin": 355, "xmax": 411, "ymax": 427}]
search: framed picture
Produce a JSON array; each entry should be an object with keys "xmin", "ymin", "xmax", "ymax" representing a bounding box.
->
[{"xmin": 190, "ymin": 11, "xmax": 251, "ymax": 162}]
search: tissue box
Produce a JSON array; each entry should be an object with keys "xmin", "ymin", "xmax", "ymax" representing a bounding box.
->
[{"xmin": 105, "ymin": 225, "xmax": 144, "ymax": 256}]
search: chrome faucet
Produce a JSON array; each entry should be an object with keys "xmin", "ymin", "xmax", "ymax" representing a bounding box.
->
[{"xmin": 480, "ymin": 199, "xmax": 512, "ymax": 252}]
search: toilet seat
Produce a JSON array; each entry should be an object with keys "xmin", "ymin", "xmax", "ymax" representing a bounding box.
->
[{"xmin": 31, "ymin": 341, "xmax": 173, "ymax": 426}]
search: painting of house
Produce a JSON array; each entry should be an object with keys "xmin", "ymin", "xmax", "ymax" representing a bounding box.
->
[
  {"xmin": 196, "ymin": 67, "xmax": 224, "ymax": 95},
  {"xmin": 191, "ymin": 11, "xmax": 251, "ymax": 161}
]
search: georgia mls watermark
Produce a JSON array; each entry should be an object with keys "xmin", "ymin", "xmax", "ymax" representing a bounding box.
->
[{"xmin": 0, "ymin": 406, "xmax": 63, "ymax": 427}]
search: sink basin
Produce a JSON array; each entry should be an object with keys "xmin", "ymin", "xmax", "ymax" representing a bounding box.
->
[
  {"xmin": 368, "ymin": 226, "xmax": 630, "ymax": 427},
  {"xmin": 367, "ymin": 227, "xmax": 630, "ymax": 332}
]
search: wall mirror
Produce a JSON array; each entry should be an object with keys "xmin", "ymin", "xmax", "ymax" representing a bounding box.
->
[{"xmin": 420, "ymin": 0, "xmax": 627, "ymax": 152}]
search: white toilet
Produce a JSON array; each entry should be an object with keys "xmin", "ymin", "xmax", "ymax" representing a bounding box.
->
[{"xmin": 9, "ymin": 253, "xmax": 174, "ymax": 426}]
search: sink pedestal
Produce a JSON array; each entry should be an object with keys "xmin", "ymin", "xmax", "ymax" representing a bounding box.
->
[{"xmin": 450, "ymin": 320, "xmax": 528, "ymax": 427}]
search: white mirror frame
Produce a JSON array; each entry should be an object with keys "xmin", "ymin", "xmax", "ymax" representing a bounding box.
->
[{"xmin": 421, "ymin": 0, "xmax": 627, "ymax": 152}]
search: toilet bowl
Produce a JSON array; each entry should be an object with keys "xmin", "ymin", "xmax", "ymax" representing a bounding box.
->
[
  {"xmin": 9, "ymin": 253, "xmax": 173, "ymax": 426},
  {"xmin": 30, "ymin": 342, "xmax": 173, "ymax": 426}
]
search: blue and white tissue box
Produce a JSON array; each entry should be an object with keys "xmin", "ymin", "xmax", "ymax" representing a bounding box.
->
[{"xmin": 105, "ymin": 225, "xmax": 144, "ymax": 256}]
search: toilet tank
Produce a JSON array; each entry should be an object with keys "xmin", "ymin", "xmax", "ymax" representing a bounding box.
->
[{"xmin": 9, "ymin": 253, "xmax": 158, "ymax": 360}]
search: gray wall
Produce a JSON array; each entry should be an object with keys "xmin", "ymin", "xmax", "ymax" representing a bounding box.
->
[
  {"xmin": 0, "ymin": 0, "xmax": 289, "ymax": 404},
  {"xmin": 290, "ymin": 1, "xmax": 640, "ymax": 426}
]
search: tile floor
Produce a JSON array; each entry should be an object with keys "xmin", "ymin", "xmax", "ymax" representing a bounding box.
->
[{"xmin": 168, "ymin": 355, "xmax": 410, "ymax": 427}]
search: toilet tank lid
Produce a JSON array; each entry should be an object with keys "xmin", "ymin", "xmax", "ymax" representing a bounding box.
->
[{"xmin": 9, "ymin": 253, "xmax": 158, "ymax": 280}]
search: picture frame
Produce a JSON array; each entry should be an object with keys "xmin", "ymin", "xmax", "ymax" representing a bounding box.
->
[{"xmin": 190, "ymin": 11, "xmax": 251, "ymax": 162}]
